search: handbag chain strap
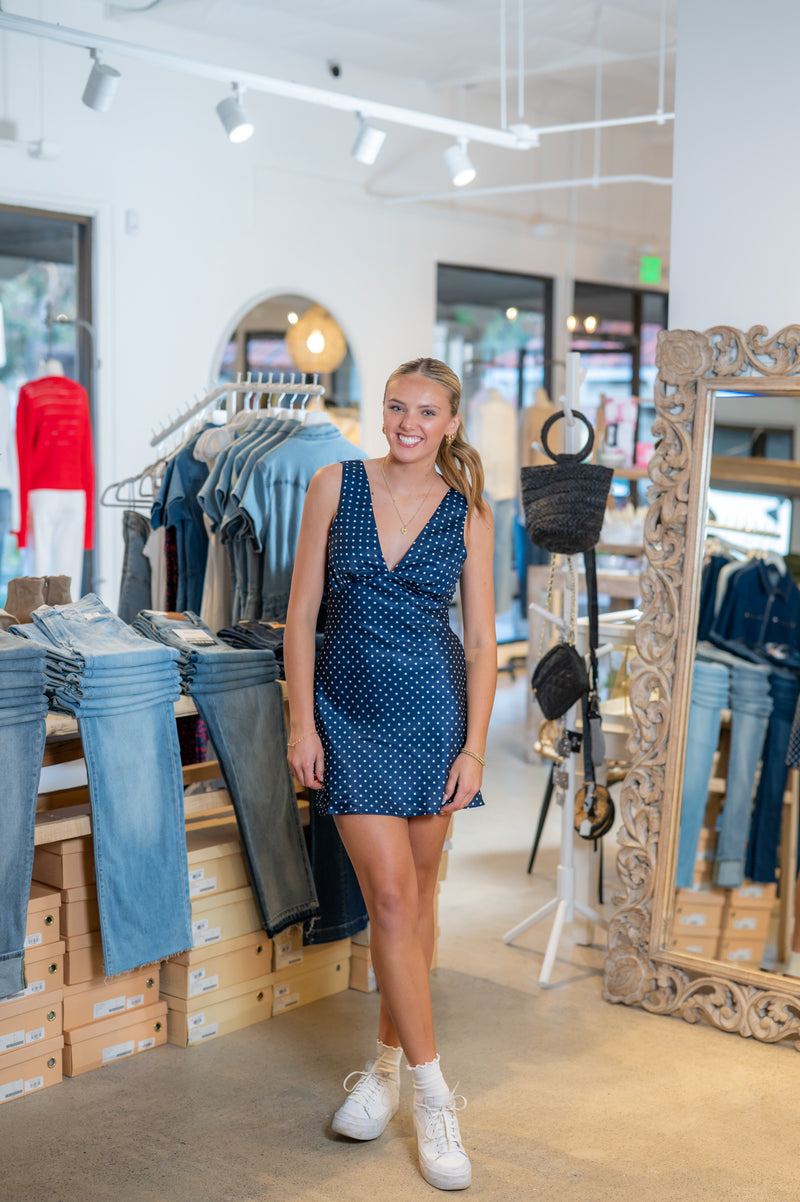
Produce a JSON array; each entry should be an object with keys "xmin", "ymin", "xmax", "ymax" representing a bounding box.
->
[{"xmin": 537, "ymin": 554, "xmax": 578, "ymax": 663}]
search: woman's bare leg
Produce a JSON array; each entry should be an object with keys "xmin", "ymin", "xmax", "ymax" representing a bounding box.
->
[{"xmin": 334, "ymin": 813, "xmax": 448, "ymax": 1065}]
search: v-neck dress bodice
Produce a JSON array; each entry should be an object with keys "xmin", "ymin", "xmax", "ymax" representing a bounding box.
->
[{"xmin": 313, "ymin": 459, "xmax": 484, "ymax": 816}]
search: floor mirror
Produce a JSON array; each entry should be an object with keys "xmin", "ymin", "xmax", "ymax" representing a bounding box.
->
[{"xmin": 604, "ymin": 324, "xmax": 800, "ymax": 1047}]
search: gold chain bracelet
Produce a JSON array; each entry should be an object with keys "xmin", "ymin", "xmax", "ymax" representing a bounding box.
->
[
  {"xmin": 288, "ymin": 731, "xmax": 315, "ymax": 749},
  {"xmin": 460, "ymin": 747, "xmax": 486, "ymax": 767}
]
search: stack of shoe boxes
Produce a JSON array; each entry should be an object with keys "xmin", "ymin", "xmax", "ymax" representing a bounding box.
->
[
  {"xmin": 0, "ymin": 883, "xmax": 64, "ymax": 1106},
  {"xmin": 271, "ymin": 925, "xmax": 351, "ymax": 1015},
  {"xmin": 716, "ymin": 881, "xmax": 777, "ymax": 966},
  {"xmin": 161, "ymin": 824, "xmax": 274, "ymax": 1046},
  {"xmin": 32, "ymin": 836, "xmax": 167, "ymax": 1076}
]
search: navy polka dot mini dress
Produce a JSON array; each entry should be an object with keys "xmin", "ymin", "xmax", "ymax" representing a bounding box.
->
[{"xmin": 314, "ymin": 459, "xmax": 484, "ymax": 817}]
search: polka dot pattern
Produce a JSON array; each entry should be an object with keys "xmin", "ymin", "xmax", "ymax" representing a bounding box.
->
[{"xmin": 314, "ymin": 459, "xmax": 484, "ymax": 817}]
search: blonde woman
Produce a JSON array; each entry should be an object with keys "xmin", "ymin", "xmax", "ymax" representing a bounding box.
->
[{"xmin": 285, "ymin": 357, "xmax": 496, "ymax": 1192}]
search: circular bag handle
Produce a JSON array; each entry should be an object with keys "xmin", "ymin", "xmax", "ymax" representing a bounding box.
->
[{"xmin": 540, "ymin": 410, "xmax": 595, "ymax": 464}]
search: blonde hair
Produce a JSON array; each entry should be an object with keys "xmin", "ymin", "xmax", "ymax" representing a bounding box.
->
[{"xmin": 384, "ymin": 357, "xmax": 487, "ymax": 517}]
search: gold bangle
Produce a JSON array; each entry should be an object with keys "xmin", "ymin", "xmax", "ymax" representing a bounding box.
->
[
  {"xmin": 288, "ymin": 731, "xmax": 315, "ymax": 749},
  {"xmin": 460, "ymin": 747, "xmax": 485, "ymax": 767}
]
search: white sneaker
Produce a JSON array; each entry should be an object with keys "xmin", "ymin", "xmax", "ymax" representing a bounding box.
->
[
  {"xmin": 331, "ymin": 1059, "xmax": 400, "ymax": 1140},
  {"xmin": 414, "ymin": 1090, "xmax": 471, "ymax": 1191}
]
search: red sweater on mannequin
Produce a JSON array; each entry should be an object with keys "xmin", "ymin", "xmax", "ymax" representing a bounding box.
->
[{"xmin": 15, "ymin": 375, "xmax": 95, "ymax": 550}]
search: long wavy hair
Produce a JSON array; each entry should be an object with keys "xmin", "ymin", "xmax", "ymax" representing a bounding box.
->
[{"xmin": 383, "ymin": 357, "xmax": 487, "ymax": 517}]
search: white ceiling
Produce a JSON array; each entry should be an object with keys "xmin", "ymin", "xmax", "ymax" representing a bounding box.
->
[
  {"xmin": 95, "ymin": 0, "xmax": 677, "ymax": 244},
  {"xmin": 109, "ymin": 0, "xmax": 677, "ymax": 120}
]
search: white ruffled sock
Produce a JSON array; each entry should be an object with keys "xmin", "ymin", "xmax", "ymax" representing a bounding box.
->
[
  {"xmin": 374, "ymin": 1039, "xmax": 403, "ymax": 1074},
  {"xmin": 409, "ymin": 1053, "xmax": 449, "ymax": 1101}
]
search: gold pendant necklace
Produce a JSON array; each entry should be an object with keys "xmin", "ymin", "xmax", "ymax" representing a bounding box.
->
[{"xmin": 380, "ymin": 457, "xmax": 437, "ymax": 534}]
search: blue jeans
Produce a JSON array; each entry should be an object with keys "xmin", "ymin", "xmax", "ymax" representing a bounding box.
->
[
  {"xmin": 134, "ymin": 609, "xmax": 318, "ymax": 936},
  {"xmin": 745, "ymin": 668, "xmax": 800, "ymax": 882},
  {"xmin": 695, "ymin": 644, "xmax": 773, "ymax": 888},
  {"xmin": 118, "ymin": 510, "xmax": 152, "ymax": 624},
  {"xmin": 79, "ymin": 702, "xmax": 193, "ymax": 974},
  {"xmin": 0, "ymin": 634, "xmax": 49, "ymax": 999},
  {"xmin": 304, "ymin": 807, "xmax": 368, "ymax": 945},
  {"xmin": 676, "ymin": 657, "xmax": 729, "ymax": 889},
  {"xmin": 14, "ymin": 598, "xmax": 193, "ymax": 975}
]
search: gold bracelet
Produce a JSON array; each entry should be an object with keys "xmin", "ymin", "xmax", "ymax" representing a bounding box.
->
[
  {"xmin": 288, "ymin": 731, "xmax": 315, "ymax": 749},
  {"xmin": 460, "ymin": 747, "xmax": 485, "ymax": 767}
]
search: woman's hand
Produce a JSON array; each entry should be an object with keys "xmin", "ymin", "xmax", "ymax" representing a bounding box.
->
[
  {"xmin": 440, "ymin": 752, "xmax": 483, "ymax": 813},
  {"xmin": 287, "ymin": 732, "xmax": 325, "ymax": 791}
]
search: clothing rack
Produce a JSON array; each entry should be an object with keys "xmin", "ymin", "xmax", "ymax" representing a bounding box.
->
[{"xmin": 149, "ymin": 372, "xmax": 326, "ymax": 448}]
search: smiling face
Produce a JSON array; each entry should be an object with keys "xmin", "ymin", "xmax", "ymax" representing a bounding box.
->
[{"xmin": 382, "ymin": 372, "xmax": 460, "ymax": 464}]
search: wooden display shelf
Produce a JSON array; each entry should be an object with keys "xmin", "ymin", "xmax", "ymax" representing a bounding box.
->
[{"xmin": 710, "ymin": 455, "xmax": 800, "ymax": 496}]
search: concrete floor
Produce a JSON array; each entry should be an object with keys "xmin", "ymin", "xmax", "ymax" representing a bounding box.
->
[{"xmin": 4, "ymin": 678, "xmax": 798, "ymax": 1201}]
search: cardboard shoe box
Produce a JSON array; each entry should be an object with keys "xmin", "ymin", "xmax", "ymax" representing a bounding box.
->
[
  {"xmin": 667, "ymin": 931, "xmax": 721, "ymax": 958},
  {"xmin": 62, "ymin": 999, "xmax": 167, "ymax": 1076},
  {"xmin": 0, "ymin": 990, "xmax": 63, "ymax": 1056},
  {"xmin": 25, "ymin": 883, "xmax": 61, "ymax": 951},
  {"xmin": 33, "ymin": 836, "xmax": 95, "ymax": 890},
  {"xmin": 191, "ymin": 885, "xmax": 262, "ymax": 949},
  {"xmin": 165, "ymin": 976, "xmax": 273, "ymax": 1047},
  {"xmin": 673, "ymin": 887, "xmax": 726, "ymax": 934},
  {"xmin": 185, "ymin": 824, "xmax": 249, "ymax": 900},
  {"xmin": 0, "ymin": 1035, "xmax": 64, "ymax": 1105},
  {"xmin": 349, "ymin": 943, "xmax": 377, "ymax": 993},
  {"xmin": 0, "ymin": 943, "xmax": 66, "ymax": 1005},
  {"xmin": 60, "ymin": 885, "xmax": 100, "ymax": 938},
  {"xmin": 272, "ymin": 939, "xmax": 351, "ymax": 1016},
  {"xmin": 63, "ymin": 970, "xmax": 160, "ymax": 1030},
  {"xmin": 161, "ymin": 932, "xmax": 271, "ymax": 1001},
  {"xmin": 64, "ymin": 931, "xmax": 104, "ymax": 986}
]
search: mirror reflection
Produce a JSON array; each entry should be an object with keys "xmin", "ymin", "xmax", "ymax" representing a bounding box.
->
[{"xmin": 671, "ymin": 388, "xmax": 800, "ymax": 977}]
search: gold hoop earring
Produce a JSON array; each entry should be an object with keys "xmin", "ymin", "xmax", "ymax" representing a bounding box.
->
[{"xmin": 382, "ymin": 423, "xmax": 386, "ymax": 434}]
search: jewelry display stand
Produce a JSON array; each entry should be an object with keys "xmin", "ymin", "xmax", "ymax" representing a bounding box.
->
[{"xmin": 502, "ymin": 351, "xmax": 608, "ymax": 986}]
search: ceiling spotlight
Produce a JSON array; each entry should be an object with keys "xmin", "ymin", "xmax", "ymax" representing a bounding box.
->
[
  {"xmin": 351, "ymin": 113, "xmax": 386, "ymax": 165},
  {"xmin": 505, "ymin": 307, "xmax": 519, "ymax": 321},
  {"xmin": 584, "ymin": 315, "xmax": 598, "ymax": 333},
  {"xmin": 287, "ymin": 311, "xmax": 299, "ymax": 325},
  {"xmin": 566, "ymin": 315, "xmax": 578, "ymax": 332},
  {"xmin": 443, "ymin": 138, "xmax": 476, "ymax": 187},
  {"xmin": 216, "ymin": 84, "xmax": 254, "ymax": 144},
  {"xmin": 82, "ymin": 51, "xmax": 121, "ymax": 113}
]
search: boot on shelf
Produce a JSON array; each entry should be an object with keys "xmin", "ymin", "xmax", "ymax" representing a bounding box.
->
[
  {"xmin": 5, "ymin": 577, "xmax": 46, "ymax": 625},
  {"xmin": 0, "ymin": 609, "xmax": 19, "ymax": 632},
  {"xmin": 44, "ymin": 576, "xmax": 72, "ymax": 607}
]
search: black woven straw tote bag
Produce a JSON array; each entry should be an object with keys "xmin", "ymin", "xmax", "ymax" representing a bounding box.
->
[{"xmin": 520, "ymin": 410, "xmax": 614, "ymax": 555}]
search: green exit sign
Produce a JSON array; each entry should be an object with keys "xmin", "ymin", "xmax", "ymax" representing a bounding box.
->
[{"xmin": 639, "ymin": 254, "xmax": 662, "ymax": 285}]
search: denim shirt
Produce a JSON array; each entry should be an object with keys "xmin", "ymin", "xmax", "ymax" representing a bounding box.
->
[
  {"xmin": 237, "ymin": 423, "xmax": 367, "ymax": 621},
  {"xmin": 711, "ymin": 559, "xmax": 800, "ymax": 650}
]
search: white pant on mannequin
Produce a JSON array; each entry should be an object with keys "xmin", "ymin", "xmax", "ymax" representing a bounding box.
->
[{"xmin": 24, "ymin": 489, "xmax": 86, "ymax": 597}]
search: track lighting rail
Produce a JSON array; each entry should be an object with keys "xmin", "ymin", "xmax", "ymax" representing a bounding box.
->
[{"xmin": 0, "ymin": 10, "xmax": 674, "ymax": 154}]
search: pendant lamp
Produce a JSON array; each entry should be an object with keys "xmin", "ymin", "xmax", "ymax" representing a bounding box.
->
[{"xmin": 286, "ymin": 305, "xmax": 348, "ymax": 373}]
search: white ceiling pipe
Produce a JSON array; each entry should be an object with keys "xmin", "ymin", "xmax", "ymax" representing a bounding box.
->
[
  {"xmin": 384, "ymin": 172, "xmax": 673, "ymax": 205},
  {"xmin": 0, "ymin": 10, "xmax": 674, "ymax": 151}
]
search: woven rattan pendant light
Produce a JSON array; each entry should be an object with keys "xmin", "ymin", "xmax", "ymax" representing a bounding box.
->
[{"xmin": 286, "ymin": 305, "xmax": 347, "ymax": 373}]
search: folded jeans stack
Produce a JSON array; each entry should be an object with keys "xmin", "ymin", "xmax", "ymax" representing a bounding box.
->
[
  {"xmin": 132, "ymin": 608, "xmax": 319, "ymax": 937},
  {"xmin": 9, "ymin": 594, "xmax": 193, "ymax": 977},
  {"xmin": 0, "ymin": 632, "xmax": 49, "ymax": 998}
]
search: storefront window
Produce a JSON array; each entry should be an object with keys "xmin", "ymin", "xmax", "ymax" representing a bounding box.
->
[
  {"xmin": 569, "ymin": 281, "xmax": 668, "ymax": 470},
  {"xmin": 0, "ymin": 207, "xmax": 88, "ymax": 605}
]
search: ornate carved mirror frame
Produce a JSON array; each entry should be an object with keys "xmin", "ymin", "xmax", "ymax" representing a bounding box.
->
[{"xmin": 603, "ymin": 324, "xmax": 800, "ymax": 1047}]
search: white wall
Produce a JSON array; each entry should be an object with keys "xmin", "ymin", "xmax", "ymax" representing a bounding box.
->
[
  {"xmin": 1, "ymin": 1, "xmax": 668, "ymax": 603},
  {"xmin": 670, "ymin": 0, "xmax": 800, "ymax": 331}
]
